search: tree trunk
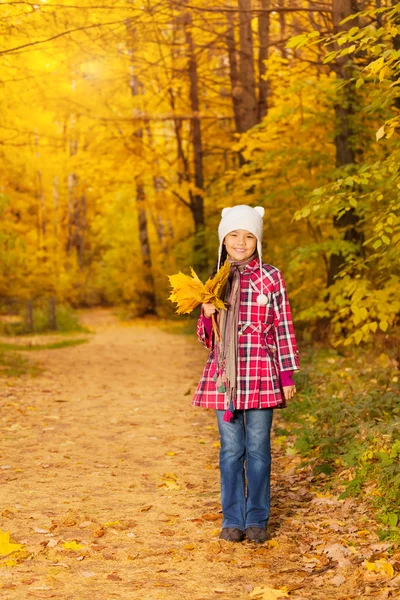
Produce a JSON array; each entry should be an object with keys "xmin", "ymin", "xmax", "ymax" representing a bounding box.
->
[
  {"xmin": 48, "ymin": 297, "xmax": 57, "ymax": 330},
  {"xmin": 78, "ymin": 191, "xmax": 86, "ymax": 270},
  {"xmin": 136, "ymin": 173, "xmax": 156, "ymax": 315},
  {"xmin": 66, "ymin": 172, "xmax": 78, "ymax": 254},
  {"xmin": 327, "ymin": 0, "xmax": 363, "ymax": 288},
  {"xmin": 53, "ymin": 176, "xmax": 59, "ymax": 239},
  {"xmin": 391, "ymin": 0, "xmax": 400, "ymax": 111},
  {"xmin": 127, "ymin": 22, "xmax": 157, "ymax": 315},
  {"xmin": 238, "ymin": 0, "xmax": 258, "ymax": 132},
  {"xmin": 278, "ymin": 0, "xmax": 288, "ymax": 59},
  {"xmin": 227, "ymin": 0, "xmax": 259, "ymax": 167},
  {"xmin": 183, "ymin": 12, "xmax": 206, "ymax": 273},
  {"xmin": 257, "ymin": 0, "xmax": 270, "ymax": 121},
  {"xmin": 227, "ymin": 11, "xmax": 243, "ymax": 134},
  {"xmin": 26, "ymin": 300, "xmax": 34, "ymax": 332}
]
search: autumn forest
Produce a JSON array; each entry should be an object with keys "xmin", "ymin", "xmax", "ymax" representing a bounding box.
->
[
  {"xmin": 0, "ymin": 0, "xmax": 397, "ymax": 341},
  {"xmin": 0, "ymin": 1, "xmax": 399, "ymax": 597}
]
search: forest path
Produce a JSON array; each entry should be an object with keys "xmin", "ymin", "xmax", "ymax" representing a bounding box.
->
[{"xmin": 0, "ymin": 310, "xmax": 392, "ymax": 599}]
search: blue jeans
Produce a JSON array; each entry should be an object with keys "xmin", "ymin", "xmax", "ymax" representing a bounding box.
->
[{"xmin": 216, "ymin": 409, "xmax": 273, "ymax": 531}]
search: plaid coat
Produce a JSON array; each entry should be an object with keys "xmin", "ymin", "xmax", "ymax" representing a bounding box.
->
[{"xmin": 192, "ymin": 259, "xmax": 300, "ymax": 410}]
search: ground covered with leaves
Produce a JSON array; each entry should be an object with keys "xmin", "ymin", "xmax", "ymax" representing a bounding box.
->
[{"xmin": 0, "ymin": 310, "xmax": 399, "ymax": 599}]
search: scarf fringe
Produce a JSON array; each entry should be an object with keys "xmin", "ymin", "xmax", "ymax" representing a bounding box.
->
[{"xmin": 223, "ymin": 399, "xmax": 235, "ymax": 423}]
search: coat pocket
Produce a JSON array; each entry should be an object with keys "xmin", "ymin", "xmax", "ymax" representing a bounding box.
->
[{"xmin": 261, "ymin": 335, "xmax": 279, "ymax": 371}]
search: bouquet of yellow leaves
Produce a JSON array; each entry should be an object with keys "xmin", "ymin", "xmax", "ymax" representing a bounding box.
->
[{"xmin": 168, "ymin": 260, "xmax": 231, "ymax": 340}]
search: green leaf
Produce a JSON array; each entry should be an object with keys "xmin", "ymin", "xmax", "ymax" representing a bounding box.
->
[{"xmin": 356, "ymin": 77, "xmax": 364, "ymax": 89}]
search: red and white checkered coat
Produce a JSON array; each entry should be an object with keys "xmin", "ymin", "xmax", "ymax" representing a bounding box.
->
[{"xmin": 192, "ymin": 259, "xmax": 300, "ymax": 410}]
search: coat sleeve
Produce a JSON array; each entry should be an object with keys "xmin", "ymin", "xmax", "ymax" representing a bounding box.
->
[
  {"xmin": 272, "ymin": 270, "xmax": 300, "ymax": 372},
  {"xmin": 196, "ymin": 310, "xmax": 213, "ymax": 349}
]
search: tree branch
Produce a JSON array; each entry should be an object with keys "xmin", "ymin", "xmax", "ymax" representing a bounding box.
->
[{"xmin": 0, "ymin": 18, "xmax": 132, "ymax": 56}]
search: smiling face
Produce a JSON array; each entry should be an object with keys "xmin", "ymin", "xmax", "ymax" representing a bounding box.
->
[{"xmin": 224, "ymin": 229, "xmax": 257, "ymax": 261}]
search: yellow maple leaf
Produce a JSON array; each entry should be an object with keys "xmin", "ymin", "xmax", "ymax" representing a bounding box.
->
[
  {"xmin": 365, "ymin": 559, "xmax": 394, "ymax": 577},
  {"xmin": 249, "ymin": 586, "xmax": 289, "ymax": 599},
  {"xmin": 377, "ymin": 560, "xmax": 395, "ymax": 577},
  {"xmin": 0, "ymin": 530, "xmax": 23, "ymax": 556},
  {"xmin": 63, "ymin": 540, "xmax": 83, "ymax": 551},
  {"xmin": 168, "ymin": 260, "xmax": 230, "ymax": 315}
]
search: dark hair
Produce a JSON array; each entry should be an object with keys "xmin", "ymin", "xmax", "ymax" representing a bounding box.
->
[{"xmin": 210, "ymin": 245, "xmax": 228, "ymax": 278}]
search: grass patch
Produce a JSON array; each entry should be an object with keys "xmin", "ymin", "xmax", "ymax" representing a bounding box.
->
[
  {"xmin": 158, "ymin": 316, "xmax": 198, "ymax": 336},
  {"xmin": 0, "ymin": 349, "xmax": 41, "ymax": 377},
  {"xmin": 0, "ymin": 338, "xmax": 89, "ymax": 352},
  {"xmin": 281, "ymin": 343, "xmax": 400, "ymax": 541}
]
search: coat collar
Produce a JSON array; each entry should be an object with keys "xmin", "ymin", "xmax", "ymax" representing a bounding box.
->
[{"xmin": 241, "ymin": 257, "xmax": 259, "ymax": 273}]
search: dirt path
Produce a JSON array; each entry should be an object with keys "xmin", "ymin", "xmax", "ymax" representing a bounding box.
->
[{"xmin": 0, "ymin": 310, "xmax": 397, "ymax": 599}]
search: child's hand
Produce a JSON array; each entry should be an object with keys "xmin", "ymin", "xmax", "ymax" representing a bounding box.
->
[
  {"xmin": 202, "ymin": 303, "xmax": 216, "ymax": 318},
  {"xmin": 282, "ymin": 385, "xmax": 296, "ymax": 402}
]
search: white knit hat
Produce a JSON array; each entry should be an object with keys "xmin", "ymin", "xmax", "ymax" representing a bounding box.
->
[{"xmin": 218, "ymin": 205, "xmax": 268, "ymax": 306}]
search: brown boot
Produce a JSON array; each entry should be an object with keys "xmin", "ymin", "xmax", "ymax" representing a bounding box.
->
[
  {"xmin": 245, "ymin": 527, "xmax": 267, "ymax": 543},
  {"xmin": 219, "ymin": 528, "xmax": 244, "ymax": 542}
]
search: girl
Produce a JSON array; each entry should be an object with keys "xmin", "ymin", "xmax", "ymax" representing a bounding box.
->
[{"xmin": 192, "ymin": 205, "xmax": 300, "ymax": 544}]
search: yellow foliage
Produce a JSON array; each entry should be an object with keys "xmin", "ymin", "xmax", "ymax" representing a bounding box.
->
[
  {"xmin": 63, "ymin": 540, "xmax": 83, "ymax": 551},
  {"xmin": 168, "ymin": 260, "xmax": 230, "ymax": 314},
  {"xmin": 0, "ymin": 530, "xmax": 23, "ymax": 556},
  {"xmin": 249, "ymin": 586, "xmax": 289, "ymax": 599},
  {"xmin": 365, "ymin": 559, "xmax": 394, "ymax": 577}
]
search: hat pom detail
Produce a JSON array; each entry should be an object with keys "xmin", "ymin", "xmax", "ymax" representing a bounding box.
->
[
  {"xmin": 257, "ymin": 294, "xmax": 268, "ymax": 306},
  {"xmin": 254, "ymin": 206, "xmax": 265, "ymax": 218},
  {"xmin": 221, "ymin": 207, "xmax": 232, "ymax": 217}
]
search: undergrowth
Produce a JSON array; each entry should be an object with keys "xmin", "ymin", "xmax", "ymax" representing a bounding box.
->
[
  {"xmin": 279, "ymin": 343, "xmax": 400, "ymax": 541},
  {"xmin": 0, "ymin": 304, "xmax": 89, "ymax": 335},
  {"xmin": 0, "ymin": 349, "xmax": 41, "ymax": 377}
]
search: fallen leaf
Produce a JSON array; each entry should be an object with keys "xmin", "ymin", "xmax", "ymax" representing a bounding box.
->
[
  {"xmin": 357, "ymin": 529, "xmax": 371, "ymax": 537},
  {"xmin": 79, "ymin": 521, "xmax": 93, "ymax": 528},
  {"xmin": 323, "ymin": 543, "xmax": 351, "ymax": 568},
  {"xmin": 63, "ymin": 541, "xmax": 83, "ymax": 551},
  {"xmin": 48, "ymin": 567, "xmax": 64, "ymax": 577},
  {"xmin": 183, "ymin": 543, "xmax": 196, "ymax": 551},
  {"xmin": 33, "ymin": 527, "xmax": 50, "ymax": 534},
  {"xmin": 365, "ymin": 559, "xmax": 394, "ymax": 577},
  {"xmin": 104, "ymin": 520, "xmax": 121, "ymax": 528},
  {"xmin": 0, "ymin": 529, "xmax": 23, "ymax": 556},
  {"xmin": 330, "ymin": 574, "xmax": 346, "ymax": 587},
  {"xmin": 138, "ymin": 505, "xmax": 152, "ymax": 512},
  {"xmin": 106, "ymin": 572, "xmax": 122, "ymax": 581},
  {"xmin": 202, "ymin": 513, "xmax": 222, "ymax": 521},
  {"xmin": 249, "ymin": 586, "xmax": 289, "ymax": 599},
  {"xmin": 93, "ymin": 528, "xmax": 105, "ymax": 538},
  {"xmin": 162, "ymin": 479, "xmax": 180, "ymax": 490}
]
